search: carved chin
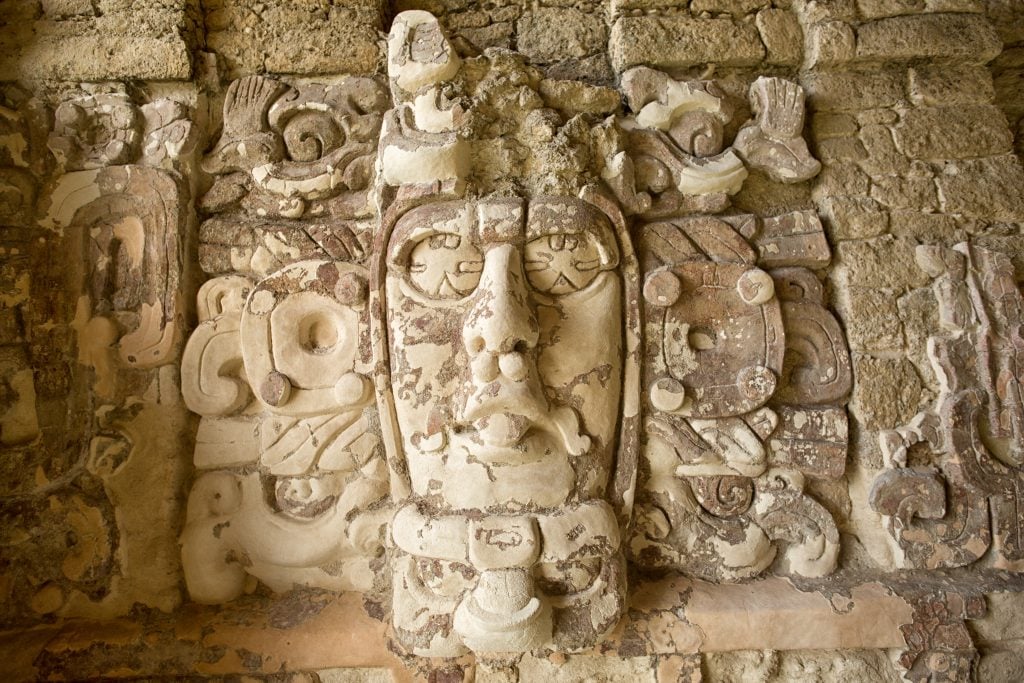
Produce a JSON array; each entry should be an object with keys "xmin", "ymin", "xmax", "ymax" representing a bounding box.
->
[{"xmin": 440, "ymin": 438, "xmax": 576, "ymax": 510}]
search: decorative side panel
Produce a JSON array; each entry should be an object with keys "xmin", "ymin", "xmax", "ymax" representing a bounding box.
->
[{"xmin": 871, "ymin": 242, "xmax": 1024, "ymax": 571}]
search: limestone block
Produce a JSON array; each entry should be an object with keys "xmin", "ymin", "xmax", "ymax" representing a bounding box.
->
[
  {"xmin": 690, "ymin": 0, "xmax": 770, "ymax": 13},
  {"xmin": 0, "ymin": 33, "xmax": 192, "ymax": 82},
  {"xmin": 810, "ymin": 162, "xmax": 871, "ymax": 202},
  {"xmin": 836, "ymin": 236, "xmax": 931, "ymax": 290},
  {"xmin": 516, "ymin": 7, "xmax": 606, "ymax": 64},
  {"xmin": 893, "ymin": 105, "xmax": 1012, "ymax": 160},
  {"xmin": 908, "ymin": 64, "xmax": 995, "ymax": 106},
  {"xmin": 973, "ymin": 592, "xmax": 1024, "ymax": 643},
  {"xmin": 819, "ymin": 197, "xmax": 889, "ymax": 240},
  {"xmin": 804, "ymin": 21, "xmax": 856, "ymax": 68},
  {"xmin": 856, "ymin": 0, "xmax": 925, "ymax": 18},
  {"xmin": 937, "ymin": 155, "xmax": 1024, "ymax": 221},
  {"xmin": 802, "ymin": 70, "xmax": 905, "ymax": 112},
  {"xmin": 0, "ymin": 4, "xmax": 197, "ymax": 81},
  {"xmin": 869, "ymin": 173, "xmax": 937, "ymax": 211},
  {"xmin": 978, "ymin": 651, "xmax": 1024, "ymax": 683},
  {"xmin": 538, "ymin": 79, "xmax": 622, "ymax": 117},
  {"xmin": 810, "ymin": 113, "xmax": 859, "ymax": 141},
  {"xmin": 40, "ymin": 0, "xmax": 94, "ymax": 18},
  {"xmin": 850, "ymin": 355, "xmax": 925, "ymax": 430},
  {"xmin": 987, "ymin": 0, "xmax": 1024, "ymax": 44},
  {"xmin": 858, "ymin": 124, "xmax": 910, "ymax": 175},
  {"xmin": 610, "ymin": 15, "xmax": 766, "ymax": 71},
  {"xmin": 855, "ymin": 14, "xmax": 1002, "ymax": 64},
  {"xmin": 888, "ymin": 211, "xmax": 960, "ymax": 241},
  {"xmin": 754, "ymin": 211, "xmax": 832, "ymax": 268},
  {"xmin": 835, "ymin": 286, "xmax": 903, "ymax": 352},
  {"xmin": 204, "ymin": 0, "xmax": 384, "ymax": 79},
  {"xmin": 815, "ymin": 136, "xmax": 867, "ymax": 164},
  {"xmin": 755, "ymin": 10, "xmax": 802, "ymax": 66}
]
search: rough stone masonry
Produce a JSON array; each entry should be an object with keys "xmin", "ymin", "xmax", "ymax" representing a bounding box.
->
[{"xmin": 1, "ymin": 1, "xmax": 1024, "ymax": 681}]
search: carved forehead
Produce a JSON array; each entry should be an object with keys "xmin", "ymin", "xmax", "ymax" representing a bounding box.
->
[{"xmin": 388, "ymin": 196, "xmax": 617, "ymax": 249}]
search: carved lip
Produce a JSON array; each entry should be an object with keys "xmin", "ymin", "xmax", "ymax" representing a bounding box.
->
[
  {"xmin": 473, "ymin": 412, "xmax": 532, "ymax": 448},
  {"xmin": 450, "ymin": 424, "xmax": 548, "ymax": 466}
]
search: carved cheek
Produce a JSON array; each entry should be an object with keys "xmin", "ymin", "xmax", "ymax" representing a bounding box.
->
[
  {"xmin": 385, "ymin": 276, "xmax": 467, "ymax": 434},
  {"xmin": 538, "ymin": 272, "xmax": 623, "ymax": 445}
]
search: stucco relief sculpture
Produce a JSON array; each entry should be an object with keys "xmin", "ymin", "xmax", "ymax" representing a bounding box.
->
[
  {"xmin": 871, "ymin": 242, "xmax": 1024, "ymax": 570},
  {"xmin": 179, "ymin": 10, "xmax": 848, "ymax": 655}
]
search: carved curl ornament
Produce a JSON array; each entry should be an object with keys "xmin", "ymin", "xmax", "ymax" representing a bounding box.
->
[{"xmin": 180, "ymin": 11, "xmax": 850, "ymax": 655}]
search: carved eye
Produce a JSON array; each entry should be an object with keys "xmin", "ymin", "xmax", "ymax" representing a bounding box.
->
[
  {"xmin": 524, "ymin": 233, "xmax": 602, "ymax": 295},
  {"xmin": 407, "ymin": 233, "xmax": 483, "ymax": 299}
]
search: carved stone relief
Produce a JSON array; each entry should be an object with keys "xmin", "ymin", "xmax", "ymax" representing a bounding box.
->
[
  {"xmin": 0, "ymin": 82, "xmax": 198, "ymax": 623},
  {"xmin": 871, "ymin": 242, "xmax": 1024, "ymax": 570},
  {"xmin": 177, "ymin": 9, "xmax": 850, "ymax": 657}
]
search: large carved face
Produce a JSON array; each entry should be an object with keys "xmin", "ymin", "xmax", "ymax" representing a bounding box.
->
[
  {"xmin": 384, "ymin": 196, "xmax": 623, "ymax": 511},
  {"xmin": 379, "ymin": 195, "xmax": 631, "ymax": 654}
]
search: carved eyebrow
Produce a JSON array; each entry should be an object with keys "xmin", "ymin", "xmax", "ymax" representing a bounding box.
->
[
  {"xmin": 525, "ymin": 202, "xmax": 620, "ymax": 269},
  {"xmin": 387, "ymin": 201, "xmax": 474, "ymax": 267}
]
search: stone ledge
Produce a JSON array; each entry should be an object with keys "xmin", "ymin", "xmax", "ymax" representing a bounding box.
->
[{"xmin": 0, "ymin": 578, "xmax": 915, "ymax": 680}]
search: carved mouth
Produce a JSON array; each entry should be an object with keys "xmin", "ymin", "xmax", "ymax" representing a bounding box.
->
[
  {"xmin": 473, "ymin": 412, "xmax": 532, "ymax": 448},
  {"xmin": 453, "ymin": 403, "xmax": 593, "ymax": 465}
]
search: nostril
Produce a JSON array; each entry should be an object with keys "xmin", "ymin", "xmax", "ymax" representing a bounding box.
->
[{"xmin": 512, "ymin": 339, "xmax": 530, "ymax": 354}]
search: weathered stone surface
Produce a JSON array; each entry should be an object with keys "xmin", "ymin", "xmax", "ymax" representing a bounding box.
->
[
  {"xmin": 871, "ymin": 243, "xmax": 1024, "ymax": 572},
  {"xmin": 8, "ymin": 3, "xmax": 1024, "ymax": 678},
  {"xmin": 869, "ymin": 173, "xmax": 937, "ymax": 211},
  {"xmin": 516, "ymin": 7, "xmax": 606, "ymax": 64},
  {"xmin": 856, "ymin": 0, "xmax": 926, "ymax": 19},
  {"xmin": 610, "ymin": 16, "xmax": 766, "ymax": 71},
  {"xmin": 204, "ymin": 0, "xmax": 384, "ymax": 78},
  {"xmin": 704, "ymin": 649, "xmax": 901, "ymax": 682},
  {"xmin": 888, "ymin": 211, "xmax": 961, "ymax": 241},
  {"xmin": 908, "ymin": 64, "xmax": 995, "ymax": 106},
  {"xmin": 819, "ymin": 197, "xmax": 889, "ymax": 240},
  {"xmin": 0, "ymin": 31, "xmax": 192, "ymax": 82},
  {"xmin": 836, "ymin": 287, "xmax": 903, "ymax": 352},
  {"xmin": 936, "ymin": 155, "xmax": 1024, "ymax": 221},
  {"xmin": 850, "ymin": 355, "xmax": 925, "ymax": 430},
  {"xmin": 802, "ymin": 70, "xmax": 905, "ymax": 112},
  {"xmin": 804, "ymin": 21, "xmax": 856, "ymax": 68},
  {"xmin": 755, "ymin": 9, "xmax": 802, "ymax": 66},
  {"xmin": 894, "ymin": 105, "xmax": 1013, "ymax": 160},
  {"xmin": 836, "ymin": 236, "xmax": 931, "ymax": 290},
  {"xmin": 858, "ymin": 124, "xmax": 910, "ymax": 175},
  {"xmin": 856, "ymin": 14, "xmax": 1002, "ymax": 64}
]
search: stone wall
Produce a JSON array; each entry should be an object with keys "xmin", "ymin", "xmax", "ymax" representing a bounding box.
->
[{"xmin": 1, "ymin": 1, "xmax": 1023, "ymax": 681}]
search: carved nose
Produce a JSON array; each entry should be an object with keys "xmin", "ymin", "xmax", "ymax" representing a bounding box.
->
[{"xmin": 463, "ymin": 245, "xmax": 539, "ymax": 374}]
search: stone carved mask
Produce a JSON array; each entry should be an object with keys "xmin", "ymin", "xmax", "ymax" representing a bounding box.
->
[
  {"xmin": 176, "ymin": 6, "xmax": 844, "ymax": 662},
  {"xmin": 375, "ymin": 194, "xmax": 637, "ymax": 655}
]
